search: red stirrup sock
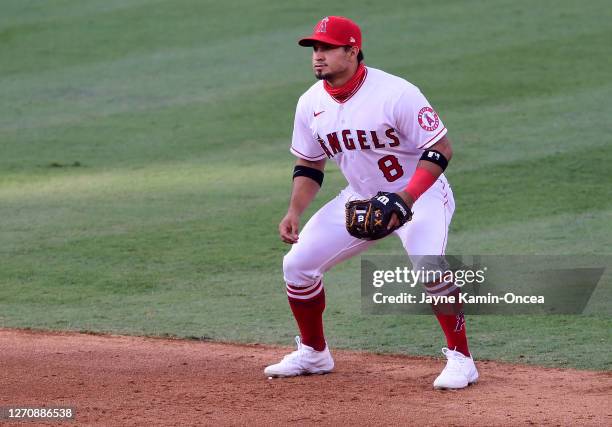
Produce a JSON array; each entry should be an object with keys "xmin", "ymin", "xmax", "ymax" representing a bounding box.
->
[
  {"xmin": 287, "ymin": 284, "xmax": 326, "ymax": 351},
  {"xmin": 434, "ymin": 310, "xmax": 470, "ymax": 357}
]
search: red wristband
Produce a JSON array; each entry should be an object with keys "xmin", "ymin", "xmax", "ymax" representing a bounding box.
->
[{"xmin": 405, "ymin": 168, "xmax": 438, "ymax": 202}]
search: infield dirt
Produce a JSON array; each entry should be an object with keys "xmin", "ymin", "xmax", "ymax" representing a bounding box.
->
[{"xmin": 1, "ymin": 329, "xmax": 610, "ymax": 426}]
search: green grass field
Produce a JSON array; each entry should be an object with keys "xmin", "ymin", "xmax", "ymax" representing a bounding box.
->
[{"xmin": 1, "ymin": 0, "xmax": 611, "ymax": 370}]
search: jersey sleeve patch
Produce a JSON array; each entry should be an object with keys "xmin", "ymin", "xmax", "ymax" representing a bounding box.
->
[
  {"xmin": 417, "ymin": 107, "xmax": 440, "ymax": 132},
  {"xmin": 394, "ymin": 87, "xmax": 447, "ymax": 151}
]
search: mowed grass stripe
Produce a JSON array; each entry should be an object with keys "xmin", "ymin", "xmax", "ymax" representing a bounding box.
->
[
  {"xmin": 0, "ymin": 35, "xmax": 305, "ymax": 132},
  {"xmin": 449, "ymin": 209, "xmax": 612, "ymax": 254},
  {"xmin": 0, "ymin": 0, "xmax": 311, "ymax": 75},
  {"xmin": 452, "ymin": 142, "xmax": 612, "ymax": 229},
  {"xmin": 3, "ymin": 24, "xmax": 608, "ymax": 131},
  {"xmin": 2, "ymin": 131, "xmax": 608, "ymax": 217},
  {"xmin": 0, "ymin": 0, "xmax": 167, "ymax": 31},
  {"xmin": 3, "ymin": 1, "xmax": 609, "ymax": 130},
  {"xmin": 447, "ymin": 84, "xmax": 612, "ymax": 174},
  {"xmin": 2, "ymin": 76, "xmax": 609, "ymax": 188}
]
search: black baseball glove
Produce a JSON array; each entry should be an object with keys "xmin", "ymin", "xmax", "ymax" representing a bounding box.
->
[{"xmin": 345, "ymin": 192, "xmax": 413, "ymax": 240}]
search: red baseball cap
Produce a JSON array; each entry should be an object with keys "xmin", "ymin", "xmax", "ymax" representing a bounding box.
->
[{"xmin": 299, "ymin": 16, "xmax": 362, "ymax": 49}]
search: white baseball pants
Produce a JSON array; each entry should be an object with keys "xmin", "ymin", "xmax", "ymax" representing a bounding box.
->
[{"xmin": 283, "ymin": 178, "xmax": 455, "ymax": 300}]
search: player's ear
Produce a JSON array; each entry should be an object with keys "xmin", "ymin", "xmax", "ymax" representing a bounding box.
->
[{"xmin": 344, "ymin": 46, "xmax": 359, "ymax": 60}]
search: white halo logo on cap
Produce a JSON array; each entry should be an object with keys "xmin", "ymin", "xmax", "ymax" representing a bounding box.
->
[
  {"xmin": 349, "ymin": 36, "xmax": 356, "ymax": 43},
  {"xmin": 317, "ymin": 17, "xmax": 329, "ymax": 33}
]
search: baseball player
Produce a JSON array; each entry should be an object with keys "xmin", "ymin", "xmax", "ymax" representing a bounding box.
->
[{"xmin": 264, "ymin": 16, "xmax": 478, "ymax": 389}]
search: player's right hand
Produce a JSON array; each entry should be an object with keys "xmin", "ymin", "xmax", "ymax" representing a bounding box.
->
[{"xmin": 279, "ymin": 212, "xmax": 300, "ymax": 244}]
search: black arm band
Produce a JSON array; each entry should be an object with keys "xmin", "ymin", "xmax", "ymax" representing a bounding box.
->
[
  {"xmin": 293, "ymin": 165, "xmax": 324, "ymax": 187},
  {"xmin": 420, "ymin": 150, "xmax": 449, "ymax": 171}
]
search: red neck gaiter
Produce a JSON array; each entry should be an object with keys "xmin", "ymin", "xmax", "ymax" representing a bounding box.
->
[{"xmin": 324, "ymin": 63, "xmax": 367, "ymax": 103}]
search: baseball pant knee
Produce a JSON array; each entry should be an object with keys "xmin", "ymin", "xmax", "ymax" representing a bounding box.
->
[
  {"xmin": 282, "ymin": 252, "xmax": 324, "ymax": 300},
  {"xmin": 282, "ymin": 251, "xmax": 322, "ymax": 288},
  {"xmin": 408, "ymin": 255, "xmax": 459, "ymax": 296}
]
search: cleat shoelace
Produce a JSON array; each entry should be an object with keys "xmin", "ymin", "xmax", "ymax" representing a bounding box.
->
[
  {"xmin": 280, "ymin": 336, "xmax": 307, "ymax": 365},
  {"xmin": 441, "ymin": 347, "xmax": 468, "ymax": 374}
]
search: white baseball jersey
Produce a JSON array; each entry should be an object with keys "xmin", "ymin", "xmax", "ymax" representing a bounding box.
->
[
  {"xmin": 283, "ymin": 66, "xmax": 456, "ymax": 296},
  {"xmin": 291, "ymin": 66, "xmax": 448, "ymax": 198}
]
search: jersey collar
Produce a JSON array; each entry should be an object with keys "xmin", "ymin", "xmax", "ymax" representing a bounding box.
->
[{"xmin": 323, "ymin": 64, "xmax": 368, "ymax": 104}]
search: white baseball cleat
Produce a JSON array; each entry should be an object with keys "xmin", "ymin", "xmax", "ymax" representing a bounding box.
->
[
  {"xmin": 433, "ymin": 347, "xmax": 479, "ymax": 390},
  {"xmin": 264, "ymin": 336, "xmax": 334, "ymax": 378}
]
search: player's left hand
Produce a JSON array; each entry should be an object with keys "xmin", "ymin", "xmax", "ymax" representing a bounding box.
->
[{"xmin": 386, "ymin": 213, "xmax": 402, "ymax": 230}]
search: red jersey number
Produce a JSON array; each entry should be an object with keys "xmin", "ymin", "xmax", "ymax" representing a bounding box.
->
[{"xmin": 377, "ymin": 155, "xmax": 404, "ymax": 182}]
